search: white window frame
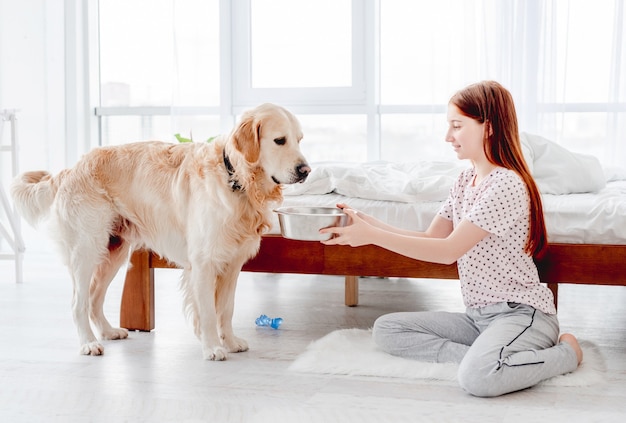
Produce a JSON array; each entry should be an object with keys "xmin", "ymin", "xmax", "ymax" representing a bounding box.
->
[{"xmin": 230, "ymin": 0, "xmax": 368, "ymax": 109}]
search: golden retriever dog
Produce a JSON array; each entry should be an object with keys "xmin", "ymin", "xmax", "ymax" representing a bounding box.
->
[{"xmin": 11, "ymin": 103, "xmax": 310, "ymax": 360}]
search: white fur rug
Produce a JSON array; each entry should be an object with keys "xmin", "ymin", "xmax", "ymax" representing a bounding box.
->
[{"xmin": 289, "ymin": 329, "xmax": 606, "ymax": 387}]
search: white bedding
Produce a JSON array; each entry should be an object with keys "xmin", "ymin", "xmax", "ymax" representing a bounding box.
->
[
  {"xmin": 283, "ymin": 160, "xmax": 466, "ymax": 202},
  {"xmin": 275, "ymin": 180, "xmax": 626, "ymax": 244},
  {"xmin": 519, "ymin": 132, "xmax": 607, "ymax": 195},
  {"xmin": 275, "ymin": 134, "xmax": 626, "ymax": 245},
  {"xmin": 283, "ymin": 132, "xmax": 608, "ymax": 201}
]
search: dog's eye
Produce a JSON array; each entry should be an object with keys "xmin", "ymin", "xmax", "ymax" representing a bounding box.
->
[{"xmin": 274, "ymin": 137, "xmax": 286, "ymax": 146}]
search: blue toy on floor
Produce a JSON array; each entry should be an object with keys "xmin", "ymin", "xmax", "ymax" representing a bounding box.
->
[{"xmin": 255, "ymin": 314, "xmax": 283, "ymax": 329}]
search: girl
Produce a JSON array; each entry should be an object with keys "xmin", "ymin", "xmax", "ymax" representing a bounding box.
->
[{"xmin": 319, "ymin": 80, "xmax": 583, "ymax": 397}]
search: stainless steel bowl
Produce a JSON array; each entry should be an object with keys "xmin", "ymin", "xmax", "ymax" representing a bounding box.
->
[{"xmin": 274, "ymin": 206, "xmax": 348, "ymax": 241}]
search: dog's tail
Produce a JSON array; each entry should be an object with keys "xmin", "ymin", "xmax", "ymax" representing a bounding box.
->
[{"xmin": 10, "ymin": 170, "xmax": 57, "ymax": 227}]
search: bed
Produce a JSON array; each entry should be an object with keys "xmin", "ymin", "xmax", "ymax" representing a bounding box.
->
[{"xmin": 119, "ymin": 133, "xmax": 626, "ymax": 331}]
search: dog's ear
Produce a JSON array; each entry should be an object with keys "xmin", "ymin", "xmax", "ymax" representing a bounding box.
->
[{"xmin": 232, "ymin": 113, "xmax": 261, "ymax": 163}]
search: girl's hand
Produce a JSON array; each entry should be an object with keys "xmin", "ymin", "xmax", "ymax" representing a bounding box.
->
[
  {"xmin": 319, "ymin": 207, "xmax": 374, "ymax": 247},
  {"xmin": 335, "ymin": 203, "xmax": 375, "ymax": 225}
]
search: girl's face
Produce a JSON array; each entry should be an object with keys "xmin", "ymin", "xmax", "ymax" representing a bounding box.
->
[{"xmin": 445, "ymin": 104, "xmax": 487, "ymax": 162}]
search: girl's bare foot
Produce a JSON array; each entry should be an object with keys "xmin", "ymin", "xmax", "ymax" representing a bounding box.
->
[{"xmin": 559, "ymin": 333, "xmax": 583, "ymax": 365}]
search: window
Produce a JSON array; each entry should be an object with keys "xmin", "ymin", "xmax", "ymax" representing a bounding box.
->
[
  {"xmin": 98, "ymin": 0, "xmax": 221, "ymax": 144},
  {"xmin": 231, "ymin": 0, "xmax": 366, "ymax": 108},
  {"xmin": 250, "ymin": 0, "xmax": 352, "ymax": 89},
  {"xmin": 95, "ymin": 0, "xmax": 626, "ymax": 166}
]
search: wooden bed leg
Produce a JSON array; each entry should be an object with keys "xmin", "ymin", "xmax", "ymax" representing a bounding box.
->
[
  {"xmin": 120, "ymin": 250, "xmax": 155, "ymax": 331},
  {"xmin": 345, "ymin": 275, "xmax": 359, "ymax": 307},
  {"xmin": 548, "ymin": 282, "xmax": 558, "ymax": 310}
]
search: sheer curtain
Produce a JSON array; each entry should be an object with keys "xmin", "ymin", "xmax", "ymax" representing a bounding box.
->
[
  {"xmin": 379, "ymin": 0, "xmax": 625, "ymax": 166},
  {"xmin": 608, "ymin": 0, "xmax": 626, "ymax": 164},
  {"xmin": 478, "ymin": 0, "xmax": 626, "ymax": 166}
]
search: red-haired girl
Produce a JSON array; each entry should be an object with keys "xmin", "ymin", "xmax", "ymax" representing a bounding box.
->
[{"xmin": 320, "ymin": 80, "xmax": 582, "ymax": 397}]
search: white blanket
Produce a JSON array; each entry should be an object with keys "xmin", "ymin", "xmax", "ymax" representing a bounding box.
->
[
  {"xmin": 284, "ymin": 133, "xmax": 609, "ymax": 201},
  {"xmin": 284, "ymin": 160, "xmax": 466, "ymax": 202}
]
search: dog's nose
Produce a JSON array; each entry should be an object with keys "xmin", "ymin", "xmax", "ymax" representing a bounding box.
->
[{"xmin": 296, "ymin": 163, "xmax": 311, "ymax": 181}]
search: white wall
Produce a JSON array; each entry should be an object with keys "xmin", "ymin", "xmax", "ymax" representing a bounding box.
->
[{"xmin": 0, "ymin": 0, "xmax": 66, "ymax": 173}]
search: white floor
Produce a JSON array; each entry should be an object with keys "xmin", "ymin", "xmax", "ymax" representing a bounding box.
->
[{"xmin": 1, "ymin": 230, "xmax": 626, "ymax": 423}]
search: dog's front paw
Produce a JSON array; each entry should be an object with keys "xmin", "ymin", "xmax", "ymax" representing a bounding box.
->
[
  {"xmin": 223, "ymin": 336, "xmax": 249, "ymax": 353},
  {"xmin": 80, "ymin": 341, "xmax": 104, "ymax": 356},
  {"xmin": 102, "ymin": 327, "xmax": 129, "ymax": 340},
  {"xmin": 202, "ymin": 345, "xmax": 228, "ymax": 361}
]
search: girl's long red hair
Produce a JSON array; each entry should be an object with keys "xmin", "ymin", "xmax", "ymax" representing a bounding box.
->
[{"xmin": 450, "ymin": 81, "xmax": 547, "ymax": 258}]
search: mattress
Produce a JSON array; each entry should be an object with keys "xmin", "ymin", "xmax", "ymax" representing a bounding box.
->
[{"xmin": 270, "ymin": 180, "xmax": 626, "ymax": 245}]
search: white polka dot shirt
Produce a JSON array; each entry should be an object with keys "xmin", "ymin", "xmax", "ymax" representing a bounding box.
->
[{"xmin": 438, "ymin": 167, "xmax": 556, "ymax": 314}]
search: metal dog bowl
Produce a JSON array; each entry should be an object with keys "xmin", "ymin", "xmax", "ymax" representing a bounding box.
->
[{"xmin": 274, "ymin": 206, "xmax": 348, "ymax": 241}]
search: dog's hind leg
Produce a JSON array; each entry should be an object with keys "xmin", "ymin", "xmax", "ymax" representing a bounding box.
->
[
  {"xmin": 89, "ymin": 239, "xmax": 130, "ymax": 341},
  {"xmin": 216, "ymin": 262, "xmax": 248, "ymax": 354},
  {"xmin": 59, "ymin": 206, "xmax": 122, "ymax": 355},
  {"xmin": 68, "ymin": 251, "xmax": 105, "ymax": 356}
]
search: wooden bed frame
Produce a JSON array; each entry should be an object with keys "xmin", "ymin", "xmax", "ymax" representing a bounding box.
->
[{"xmin": 120, "ymin": 235, "xmax": 626, "ymax": 331}]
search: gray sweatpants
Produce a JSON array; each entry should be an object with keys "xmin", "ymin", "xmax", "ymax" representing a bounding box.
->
[{"xmin": 372, "ymin": 302, "xmax": 579, "ymax": 397}]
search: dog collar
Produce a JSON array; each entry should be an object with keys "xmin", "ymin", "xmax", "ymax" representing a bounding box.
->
[{"xmin": 223, "ymin": 149, "xmax": 243, "ymax": 192}]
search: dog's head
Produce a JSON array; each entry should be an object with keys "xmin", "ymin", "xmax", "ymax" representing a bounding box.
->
[{"xmin": 231, "ymin": 103, "xmax": 310, "ymax": 187}]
